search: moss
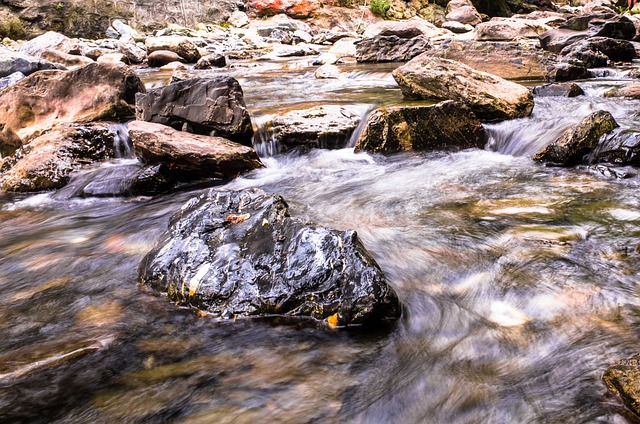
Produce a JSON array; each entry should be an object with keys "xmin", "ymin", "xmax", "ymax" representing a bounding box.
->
[{"xmin": 0, "ymin": 17, "xmax": 26, "ymax": 40}]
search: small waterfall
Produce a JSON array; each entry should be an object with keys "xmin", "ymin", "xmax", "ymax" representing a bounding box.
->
[
  {"xmin": 252, "ymin": 116, "xmax": 282, "ymax": 157},
  {"xmin": 109, "ymin": 122, "xmax": 134, "ymax": 159},
  {"xmin": 346, "ymin": 106, "xmax": 375, "ymax": 148},
  {"xmin": 53, "ymin": 159, "xmax": 143, "ymax": 199}
]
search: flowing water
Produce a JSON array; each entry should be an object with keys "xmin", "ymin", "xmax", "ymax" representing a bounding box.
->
[{"xmin": 2, "ymin": 58, "xmax": 640, "ymax": 423}]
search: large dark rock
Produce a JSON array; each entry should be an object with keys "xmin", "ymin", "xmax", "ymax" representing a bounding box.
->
[
  {"xmin": 0, "ymin": 62, "xmax": 144, "ymax": 157},
  {"xmin": 147, "ymin": 50, "xmax": 185, "ymax": 68},
  {"xmin": 559, "ymin": 37, "xmax": 636, "ymax": 68},
  {"xmin": 533, "ymin": 110, "xmax": 618, "ymax": 166},
  {"xmin": 603, "ymin": 354, "xmax": 640, "ymax": 420},
  {"xmin": 355, "ymin": 101, "xmax": 486, "ymax": 154},
  {"xmin": 545, "ymin": 61, "xmax": 592, "ymax": 82},
  {"xmin": 135, "ymin": 77, "xmax": 254, "ymax": 146},
  {"xmin": 355, "ymin": 35, "xmax": 431, "ymax": 63},
  {"xmin": 532, "ymin": 82, "xmax": 584, "ymax": 97},
  {"xmin": 260, "ymin": 105, "xmax": 361, "ymax": 152},
  {"xmin": 129, "ymin": 121, "xmax": 263, "ymax": 180},
  {"xmin": 540, "ymin": 16, "xmax": 637, "ymax": 54},
  {"xmin": 0, "ymin": 123, "xmax": 121, "ymax": 192},
  {"xmin": 591, "ymin": 130, "xmax": 640, "ymax": 166},
  {"xmin": 392, "ymin": 55, "xmax": 534, "ymax": 121},
  {"xmin": 139, "ymin": 188, "xmax": 401, "ymax": 326}
]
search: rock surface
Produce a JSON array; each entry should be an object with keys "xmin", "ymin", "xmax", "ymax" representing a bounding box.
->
[
  {"xmin": 147, "ymin": 50, "xmax": 184, "ymax": 67},
  {"xmin": 0, "ymin": 47, "xmax": 60, "ymax": 78},
  {"xmin": 603, "ymin": 354, "xmax": 640, "ymax": 419},
  {"xmin": 135, "ymin": 77, "xmax": 254, "ymax": 145},
  {"xmin": 591, "ymin": 130, "xmax": 640, "ymax": 165},
  {"xmin": 0, "ymin": 62, "xmax": 144, "ymax": 156},
  {"xmin": 604, "ymin": 83, "xmax": 640, "ymax": 99},
  {"xmin": 475, "ymin": 18, "xmax": 550, "ymax": 41},
  {"xmin": 355, "ymin": 101, "xmax": 486, "ymax": 154},
  {"xmin": 533, "ymin": 110, "xmax": 618, "ymax": 165},
  {"xmin": 139, "ymin": 188, "xmax": 401, "ymax": 326},
  {"xmin": 145, "ymin": 36, "xmax": 201, "ymax": 63},
  {"xmin": 392, "ymin": 55, "xmax": 534, "ymax": 121},
  {"xmin": 129, "ymin": 121, "xmax": 263, "ymax": 180},
  {"xmin": 355, "ymin": 35, "xmax": 430, "ymax": 63},
  {"xmin": 532, "ymin": 82, "xmax": 584, "ymax": 97},
  {"xmin": 262, "ymin": 105, "xmax": 361, "ymax": 152}
]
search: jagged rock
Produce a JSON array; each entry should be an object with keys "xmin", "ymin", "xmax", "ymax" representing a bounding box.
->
[
  {"xmin": 0, "ymin": 62, "xmax": 144, "ymax": 156},
  {"xmin": 355, "ymin": 101, "xmax": 486, "ymax": 154},
  {"xmin": 139, "ymin": 188, "xmax": 401, "ymax": 326},
  {"xmin": 540, "ymin": 15, "xmax": 637, "ymax": 53},
  {"xmin": 0, "ymin": 123, "xmax": 120, "ymax": 192},
  {"xmin": 118, "ymin": 37, "xmax": 147, "ymax": 64},
  {"xmin": 533, "ymin": 110, "xmax": 618, "ymax": 165},
  {"xmin": 435, "ymin": 38, "xmax": 552, "ymax": 80},
  {"xmin": 392, "ymin": 55, "xmax": 534, "ymax": 121},
  {"xmin": 532, "ymin": 82, "xmax": 584, "ymax": 97},
  {"xmin": 603, "ymin": 354, "xmax": 640, "ymax": 419},
  {"xmin": 560, "ymin": 37, "xmax": 636, "ymax": 68},
  {"xmin": 604, "ymin": 83, "xmax": 640, "ymax": 99},
  {"xmin": 475, "ymin": 18, "xmax": 551, "ymax": 41},
  {"xmin": 129, "ymin": 121, "xmax": 263, "ymax": 180},
  {"xmin": 0, "ymin": 47, "xmax": 60, "ymax": 78},
  {"xmin": 145, "ymin": 36, "xmax": 201, "ymax": 63},
  {"xmin": 591, "ymin": 130, "xmax": 640, "ymax": 165},
  {"xmin": 362, "ymin": 17, "xmax": 450, "ymax": 39},
  {"xmin": 262, "ymin": 105, "xmax": 360, "ymax": 152},
  {"xmin": 195, "ymin": 54, "xmax": 227, "ymax": 69},
  {"xmin": 135, "ymin": 77, "xmax": 254, "ymax": 145},
  {"xmin": 355, "ymin": 35, "xmax": 430, "ymax": 63},
  {"xmin": 147, "ymin": 50, "xmax": 184, "ymax": 67},
  {"xmin": 111, "ymin": 20, "xmax": 143, "ymax": 42},
  {"xmin": 19, "ymin": 31, "xmax": 82, "ymax": 57},
  {"xmin": 545, "ymin": 61, "xmax": 592, "ymax": 82}
]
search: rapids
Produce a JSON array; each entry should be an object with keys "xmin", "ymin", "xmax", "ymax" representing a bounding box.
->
[{"xmin": 1, "ymin": 58, "xmax": 640, "ymax": 423}]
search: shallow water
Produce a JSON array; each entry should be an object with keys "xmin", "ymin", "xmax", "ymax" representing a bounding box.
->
[{"xmin": 2, "ymin": 60, "xmax": 640, "ymax": 423}]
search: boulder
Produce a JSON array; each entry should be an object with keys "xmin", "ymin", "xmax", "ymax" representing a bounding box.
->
[
  {"xmin": 129, "ymin": 121, "xmax": 263, "ymax": 180},
  {"xmin": 0, "ymin": 62, "xmax": 144, "ymax": 156},
  {"xmin": 362, "ymin": 17, "xmax": 450, "ymax": 39},
  {"xmin": 445, "ymin": 5, "xmax": 482, "ymax": 26},
  {"xmin": 111, "ymin": 20, "xmax": 144, "ymax": 42},
  {"xmin": 533, "ymin": 110, "xmax": 618, "ymax": 165},
  {"xmin": 262, "ymin": 105, "xmax": 361, "ymax": 152},
  {"xmin": 246, "ymin": 0, "xmax": 321, "ymax": 18},
  {"xmin": 40, "ymin": 49, "xmax": 94, "ymax": 68},
  {"xmin": 228, "ymin": 11, "xmax": 250, "ymax": 27},
  {"xmin": 0, "ymin": 47, "xmax": 60, "ymax": 78},
  {"xmin": 475, "ymin": 18, "xmax": 551, "ymax": 41},
  {"xmin": 532, "ymin": 82, "xmax": 584, "ymax": 97},
  {"xmin": 19, "ymin": 31, "xmax": 82, "ymax": 57},
  {"xmin": 392, "ymin": 55, "xmax": 534, "ymax": 121},
  {"xmin": 604, "ymin": 83, "xmax": 640, "ymax": 99},
  {"xmin": 147, "ymin": 50, "xmax": 184, "ymax": 68},
  {"xmin": 117, "ymin": 37, "xmax": 147, "ymax": 64},
  {"xmin": 0, "ymin": 124, "xmax": 120, "ymax": 192},
  {"xmin": 139, "ymin": 187, "xmax": 401, "ymax": 326},
  {"xmin": 603, "ymin": 354, "xmax": 640, "ymax": 419},
  {"xmin": 591, "ymin": 130, "xmax": 640, "ymax": 165},
  {"xmin": 195, "ymin": 54, "xmax": 227, "ymax": 69},
  {"xmin": 355, "ymin": 35, "xmax": 430, "ymax": 63},
  {"xmin": 355, "ymin": 101, "xmax": 486, "ymax": 154},
  {"xmin": 540, "ymin": 15, "xmax": 637, "ymax": 53},
  {"xmin": 559, "ymin": 37, "xmax": 636, "ymax": 67},
  {"xmin": 435, "ymin": 39, "xmax": 552, "ymax": 80},
  {"xmin": 441, "ymin": 21, "xmax": 474, "ymax": 33},
  {"xmin": 545, "ymin": 61, "xmax": 592, "ymax": 82},
  {"xmin": 145, "ymin": 36, "xmax": 201, "ymax": 63},
  {"xmin": 314, "ymin": 64, "xmax": 340, "ymax": 79},
  {"xmin": 97, "ymin": 53, "xmax": 127, "ymax": 64},
  {"xmin": 328, "ymin": 37, "xmax": 358, "ymax": 59},
  {"xmin": 539, "ymin": 28, "xmax": 590, "ymax": 53},
  {"xmin": 135, "ymin": 77, "xmax": 254, "ymax": 145}
]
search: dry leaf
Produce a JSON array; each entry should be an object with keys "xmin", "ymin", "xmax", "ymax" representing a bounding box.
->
[
  {"xmin": 226, "ymin": 213, "xmax": 250, "ymax": 224},
  {"xmin": 327, "ymin": 313, "xmax": 339, "ymax": 329}
]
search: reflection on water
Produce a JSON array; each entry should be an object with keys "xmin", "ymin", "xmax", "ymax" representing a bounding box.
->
[{"xmin": 1, "ymin": 64, "xmax": 640, "ymax": 423}]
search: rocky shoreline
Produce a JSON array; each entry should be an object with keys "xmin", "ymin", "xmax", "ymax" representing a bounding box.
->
[{"xmin": 1, "ymin": 0, "xmax": 640, "ymax": 416}]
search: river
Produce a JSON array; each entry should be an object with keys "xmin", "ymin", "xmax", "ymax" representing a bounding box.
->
[{"xmin": 0, "ymin": 58, "xmax": 639, "ymax": 423}]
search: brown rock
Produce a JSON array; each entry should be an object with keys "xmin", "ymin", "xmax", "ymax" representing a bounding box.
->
[
  {"xmin": 603, "ymin": 354, "xmax": 640, "ymax": 420},
  {"xmin": 145, "ymin": 36, "xmax": 201, "ymax": 63},
  {"xmin": 392, "ymin": 55, "xmax": 534, "ymax": 121},
  {"xmin": 533, "ymin": 110, "xmax": 618, "ymax": 165},
  {"xmin": 0, "ymin": 62, "xmax": 144, "ymax": 156},
  {"xmin": 475, "ymin": 18, "xmax": 551, "ymax": 41},
  {"xmin": 129, "ymin": 121, "xmax": 263, "ymax": 179},
  {"xmin": 147, "ymin": 50, "xmax": 185, "ymax": 68},
  {"xmin": 246, "ymin": 0, "xmax": 320, "ymax": 18},
  {"xmin": 40, "ymin": 49, "xmax": 94, "ymax": 68},
  {"xmin": 604, "ymin": 83, "xmax": 640, "ymax": 99},
  {"xmin": 355, "ymin": 101, "xmax": 486, "ymax": 153}
]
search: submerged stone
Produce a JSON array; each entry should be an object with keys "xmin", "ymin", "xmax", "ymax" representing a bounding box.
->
[
  {"xmin": 139, "ymin": 188, "xmax": 401, "ymax": 326},
  {"xmin": 604, "ymin": 354, "xmax": 640, "ymax": 420}
]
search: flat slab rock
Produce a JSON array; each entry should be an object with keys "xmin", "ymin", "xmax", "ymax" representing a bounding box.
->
[{"xmin": 139, "ymin": 188, "xmax": 401, "ymax": 326}]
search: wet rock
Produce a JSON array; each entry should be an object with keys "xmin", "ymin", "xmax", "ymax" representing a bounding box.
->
[
  {"xmin": 135, "ymin": 77, "xmax": 254, "ymax": 146},
  {"xmin": 145, "ymin": 36, "xmax": 201, "ymax": 63},
  {"xmin": 560, "ymin": 37, "xmax": 636, "ymax": 67},
  {"xmin": 604, "ymin": 83, "xmax": 640, "ymax": 99},
  {"xmin": 540, "ymin": 16, "xmax": 636, "ymax": 54},
  {"xmin": 539, "ymin": 28, "xmax": 589, "ymax": 54},
  {"xmin": 195, "ymin": 54, "xmax": 226, "ymax": 69},
  {"xmin": 40, "ymin": 49, "xmax": 94, "ymax": 68},
  {"xmin": 532, "ymin": 82, "xmax": 584, "ymax": 97},
  {"xmin": 587, "ymin": 164, "xmax": 633, "ymax": 179},
  {"xmin": 545, "ymin": 61, "xmax": 592, "ymax": 82},
  {"xmin": 314, "ymin": 64, "xmax": 339, "ymax": 79},
  {"xmin": 355, "ymin": 101, "xmax": 486, "ymax": 154},
  {"xmin": 0, "ymin": 62, "xmax": 144, "ymax": 156},
  {"xmin": 139, "ymin": 188, "xmax": 401, "ymax": 326},
  {"xmin": 586, "ymin": 15, "xmax": 636, "ymax": 40},
  {"xmin": 129, "ymin": 121, "xmax": 263, "ymax": 180},
  {"xmin": 0, "ymin": 47, "xmax": 60, "ymax": 77},
  {"xmin": 475, "ymin": 18, "xmax": 551, "ymax": 41},
  {"xmin": 0, "ymin": 123, "xmax": 120, "ymax": 192},
  {"xmin": 19, "ymin": 31, "xmax": 82, "ymax": 57},
  {"xmin": 246, "ymin": 0, "xmax": 321, "ymax": 18},
  {"xmin": 0, "ymin": 72, "xmax": 25, "ymax": 91},
  {"xmin": 263, "ymin": 105, "xmax": 361, "ymax": 152},
  {"xmin": 147, "ymin": 50, "xmax": 184, "ymax": 68},
  {"xmin": 355, "ymin": 35, "xmax": 430, "ymax": 63},
  {"xmin": 392, "ymin": 55, "xmax": 534, "ymax": 121},
  {"xmin": 591, "ymin": 130, "xmax": 640, "ymax": 166},
  {"xmin": 603, "ymin": 354, "xmax": 640, "ymax": 419},
  {"xmin": 435, "ymin": 39, "xmax": 552, "ymax": 80},
  {"xmin": 533, "ymin": 110, "xmax": 618, "ymax": 166}
]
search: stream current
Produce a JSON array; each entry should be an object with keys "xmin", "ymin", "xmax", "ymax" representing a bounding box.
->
[{"xmin": 1, "ymin": 59, "xmax": 640, "ymax": 423}]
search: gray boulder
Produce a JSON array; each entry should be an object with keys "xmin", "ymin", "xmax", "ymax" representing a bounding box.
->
[
  {"xmin": 135, "ymin": 77, "xmax": 254, "ymax": 145},
  {"xmin": 0, "ymin": 47, "xmax": 60, "ymax": 78},
  {"xmin": 532, "ymin": 83, "xmax": 584, "ymax": 97},
  {"xmin": 355, "ymin": 35, "xmax": 430, "ymax": 63},
  {"xmin": 139, "ymin": 188, "xmax": 402, "ymax": 326},
  {"xmin": 591, "ymin": 130, "xmax": 640, "ymax": 166},
  {"xmin": 355, "ymin": 101, "xmax": 486, "ymax": 154},
  {"xmin": 19, "ymin": 31, "xmax": 82, "ymax": 57},
  {"xmin": 533, "ymin": 110, "xmax": 618, "ymax": 166},
  {"xmin": 195, "ymin": 54, "xmax": 227, "ymax": 69}
]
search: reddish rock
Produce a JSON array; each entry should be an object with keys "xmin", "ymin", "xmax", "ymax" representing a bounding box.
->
[{"xmin": 246, "ymin": 0, "xmax": 321, "ymax": 19}]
